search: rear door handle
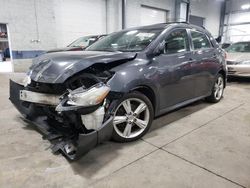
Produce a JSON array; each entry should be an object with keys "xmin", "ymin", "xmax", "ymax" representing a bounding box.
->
[
  {"xmin": 189, "ymin": 58, "xmax": 196, "ymax": 67},
  {"xmin": 188, "ymin": 58, "xmax": 195, "ymax": 62},
  {"xmin": 212, "ymin": 54, "xmax": 218, "ymax": 58}
]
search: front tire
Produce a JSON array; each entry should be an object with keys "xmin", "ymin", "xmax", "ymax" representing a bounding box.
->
[
  {"xmin": 206, "ymin": 74, "xmax": 225, "ymax": 103},
  {"xmin": 112, "ymin": 92, "xmax": 154, "ymax": 142}
]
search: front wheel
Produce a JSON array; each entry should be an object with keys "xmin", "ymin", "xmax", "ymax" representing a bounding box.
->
[
  {"xmin": 206, "ymin": 74, "xmax": 225, "ymax": 103},
  {"xmin": 112, "ymin": 92, "xmax": 154, "ymax": 142}
]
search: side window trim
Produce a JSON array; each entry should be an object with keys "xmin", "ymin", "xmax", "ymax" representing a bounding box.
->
[
  {"xmin": 187, "ymin": 28, "xmax": 194, "ymax": 51},
  {"xmin": 162, "ymin": 28, "xmax": 191, "ymax": 55},
  {"xmin": 201, "ymin": 32, "xmax": 213, "ymax": 48},
  {"xmin": 205, "ymin": 33, "xmax": 214, "ymax": 48}
]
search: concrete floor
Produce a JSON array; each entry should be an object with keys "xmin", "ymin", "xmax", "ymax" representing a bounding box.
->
[
  {"xmin": 0, "ymin": 73, "xmax": 250, "ymax": 188},
  {"xmin": 0, "ymin": 61, "xmax": 13, "ymax": 72}
]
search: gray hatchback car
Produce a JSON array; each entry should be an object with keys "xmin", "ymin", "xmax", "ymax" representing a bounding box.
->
[{"xmin": 10, "ymin": 23, "xmax": 227, "ymax": 160}]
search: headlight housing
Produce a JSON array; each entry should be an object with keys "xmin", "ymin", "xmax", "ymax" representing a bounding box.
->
[{"xmin": 67, "ymin": 83, "xmax": 110, "ymax": 106}]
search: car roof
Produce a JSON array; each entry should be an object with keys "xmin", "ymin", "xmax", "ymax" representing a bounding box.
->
[
  {"xmin": 81, "ymin": 34, "xmax": 106, "ymax": 38},
  {"xmin": 124, "ymin": 22, "xmax": 206, "ymax": 31},
  {"xmin": 232, "ymin": 41, "xmax": 250, "ymax": 43}
]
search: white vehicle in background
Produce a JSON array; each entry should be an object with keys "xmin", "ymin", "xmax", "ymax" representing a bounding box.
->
[
  {"xmin": 226, "ymin": 41, "xmax": 250, "ymax": 77},
  {"xmin": 0, "ymin": 51, "xmax": 3, "ymax": 62}
]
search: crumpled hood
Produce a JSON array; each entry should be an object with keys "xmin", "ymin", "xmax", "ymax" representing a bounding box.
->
[
  {"xmin": 29, "ymin": 51, "xmax": 137, "ymax": 83},
  {"xmin": 227, "ymin": 52, "xmax": 250, "ymax": 62}
]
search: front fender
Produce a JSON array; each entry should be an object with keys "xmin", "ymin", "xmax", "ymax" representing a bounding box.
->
[{"xmin": 107, "ymin": 64, "xmax": 160, "ymax": 113}]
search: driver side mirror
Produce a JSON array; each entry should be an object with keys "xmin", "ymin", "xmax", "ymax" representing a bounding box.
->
[
  {"xmin": 153, "ymin": 41, "xmax": 166, "ymax": 56},
  {"xmin": 215, "ymin": 36, "xmax": 222, "ymax": 43}
]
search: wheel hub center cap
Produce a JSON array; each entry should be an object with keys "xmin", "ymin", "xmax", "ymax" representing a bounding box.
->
[{"xmin": 127, "ymin": 114, "xmax": 135, "ymax": 122}]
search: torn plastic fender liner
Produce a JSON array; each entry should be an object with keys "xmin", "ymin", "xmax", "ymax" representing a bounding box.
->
[
  {"xmin": 9, "ymin": 79, "xmax": 114, "ymax": 160},
  {"xmin": 22, "ymin": 115, "xmax": 113, "ymax": 160}
]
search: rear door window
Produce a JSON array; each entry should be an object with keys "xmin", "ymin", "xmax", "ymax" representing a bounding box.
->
[{"xmin": 190, "ymin": 31, "xmax": 211, "ymax": 50}]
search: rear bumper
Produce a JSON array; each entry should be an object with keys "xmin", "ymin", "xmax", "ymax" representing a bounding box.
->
[{"xmin": 9, "ymin": 79, "xmax": 113, "ymax": 160}]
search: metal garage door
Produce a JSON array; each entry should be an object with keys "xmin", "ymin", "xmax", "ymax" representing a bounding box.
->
[
  {"xmin": 54, "ymin": 0, "xmax": 107, "ymax": 47},
  {"xmin": 224, "ymin": 12, "xmax": 250, "ymax": 42},
  {"xmin": 140, "ymin": 5, "xmax": 168, "ymax": 26},
  {"xmin": 189, "ymin": 15, "xmax": 205, "ymax": 27}
]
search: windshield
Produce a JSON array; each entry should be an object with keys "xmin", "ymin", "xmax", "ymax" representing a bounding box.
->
[
  {"xmin": 86, "ymin": 29, "xmax": 163, "ymax": 52},
  {"xmin": 68, "ymin": 36, "xmax": 99, "ymax": 48},
  {"xmin": 226, "ymin": 42, "xmax": 250, "ymax": 53}
]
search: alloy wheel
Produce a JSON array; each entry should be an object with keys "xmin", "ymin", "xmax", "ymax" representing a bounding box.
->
[
  {"xmin": 214, "ymin": 76, "xmax": 224, "ymax": 100},
  {"xmin": 113, "ymin": 98, "xmax": 150, "ymax": 139}
]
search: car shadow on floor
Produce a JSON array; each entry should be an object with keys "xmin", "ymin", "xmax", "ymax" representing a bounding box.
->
[
  {"xmin": 69, "ymin": 99, "xmax": 211, "ymax": 179},
  {"xmin": 149, "ymin": 100, "xmax": 209, "ymax": 132},
  {"xmin": 69, "ymin": 141, "xmax": 135, "ymax": 179},
  {"xmin": 227, "ymin": 76, "xmax": 250, "ymax": 83},
  {"xmin": 227, "ymin": 77, "xmax": 250, "ymax": 91},
  {"xmin": 16, "ymin": 114, "xmax": 132, "ymax": 179},
  {"xmin": 15, "ymin": 96, "xmax": 212, "ymax": 179}
]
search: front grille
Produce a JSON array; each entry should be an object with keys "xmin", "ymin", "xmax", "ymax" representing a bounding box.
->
[
  {"xmin": 26, "ymin": 73, "xmax": 103, "ymax": 95},
  {"xmin": 26, "ymin": 80, "xmax": 66, "ymax": 94},
  {"xmin": 227, "ymin": 61, "xmax": 239, "ymax": 65}
]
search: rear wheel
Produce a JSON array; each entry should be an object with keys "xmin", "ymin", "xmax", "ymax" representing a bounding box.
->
[
  {"xmin": 206, "ymin": 74, "xmax": 225, "ymax": 103},
  {"xmin": 112, "ymin": 92, "xmax": 154, "ymax": 142}
]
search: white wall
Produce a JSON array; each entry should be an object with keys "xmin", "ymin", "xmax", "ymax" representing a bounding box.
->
[
  {"xmin": 106, "ymin": 0, "xmax": 122, "ymax": 33},
  {"xmin": 126, "ymin": 0, "xmax": 175, "ymax": 28},
  {"xmin": 0, "ymin": 0, "xmax": 224, "ymax": 72},
  {"xmin": 223, "ymin": 0, "xmax": 250, "ymax": 43},
  {"xmin": 0, "ymin": 0, "xmax": 223, "ymax": 50},
  {"xmin": 106, "ymin": 0, "xmax": 175, "ymax": 33},
  {"xmin": 190, "ymin": 0, "xmax": 222, "ymax": 37},
  {"xmin": 53, "ymin": 0, "xmax": 107, "ymax": 47},
  {"xmin": 226, "ymin": 0, "xmax": 250, "ymax": 12},
  {"xmin": 140, "ymin": 6, "xmax": 168, "ymax": 26},
  {"xmin": 121, "ymin": 0, "xmax": 222, "ymax": 37},
  {"xmin": 0, "ymin": 0, "xmax": 108, "ymax": 50},
  {"xmin": 0, "ymin": 0, "xmax": 57, "ymax": 51}
]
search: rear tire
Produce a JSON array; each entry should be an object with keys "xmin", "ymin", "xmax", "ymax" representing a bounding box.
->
[
  {"xmin": 206, "ymin": 74, "xmax": 225, "ymax": 103},
  {"xmin": 112, "ymin": 92, "xmax": 154, "ymax": 142}
]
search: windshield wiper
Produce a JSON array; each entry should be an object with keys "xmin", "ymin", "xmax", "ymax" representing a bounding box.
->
[
  {"xmin": 92, "ymin": 48, "xmax": 123, "ymax": 52},
  {"xmin": 70, "ymin": 45, "xmax": 81, "ymax": 48}
]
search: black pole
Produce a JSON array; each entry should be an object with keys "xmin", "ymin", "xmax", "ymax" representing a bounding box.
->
[
  {"xmin": 219, "ymin": 0, "xmax": 226, "ymax": 37},
  {"xmin": 186, "ymin": 2, "xmax": 190, "ymax": 22},
  {"xmin": 122, "ymin": 0, "xmax": 126, "ymax": 29}
]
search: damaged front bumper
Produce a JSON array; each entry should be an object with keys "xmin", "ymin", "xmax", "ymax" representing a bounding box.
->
[{"xmin": 9, "ymin": 79, "xmax": 113, "ymax": 160}]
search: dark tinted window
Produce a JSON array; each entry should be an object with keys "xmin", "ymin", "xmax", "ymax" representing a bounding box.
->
[
  {"xmin": 164, "ymin": 29, "xmax": 189, "ymax": 54},
  {"xmin": 68, "ymin": 36, "xmax": 99, "ymax": 48},
  {"xmin": 191, "ymin": 31, "xmax": 211, "ymax": 50},
  {"xmin": 221, "ymin": 43, "xmax": 231, "ymax": 49},
  {"xmin": 226, "ymin": 42, "xmax": 250, "ymax": 53}
]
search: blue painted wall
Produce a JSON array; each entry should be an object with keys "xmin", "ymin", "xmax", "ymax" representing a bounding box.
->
[{"xmin": 12, "ymin": 50, "xmax": 45, "ymax": 59}]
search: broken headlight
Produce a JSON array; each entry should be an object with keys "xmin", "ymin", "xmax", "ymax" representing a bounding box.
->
[
  {"xmin": 67, "ymin": 83, "xmax": 110, "ymax": 106},
  {"xmin": 23, "ymin": 71, "xmax": 32, "ymax": 87}
]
